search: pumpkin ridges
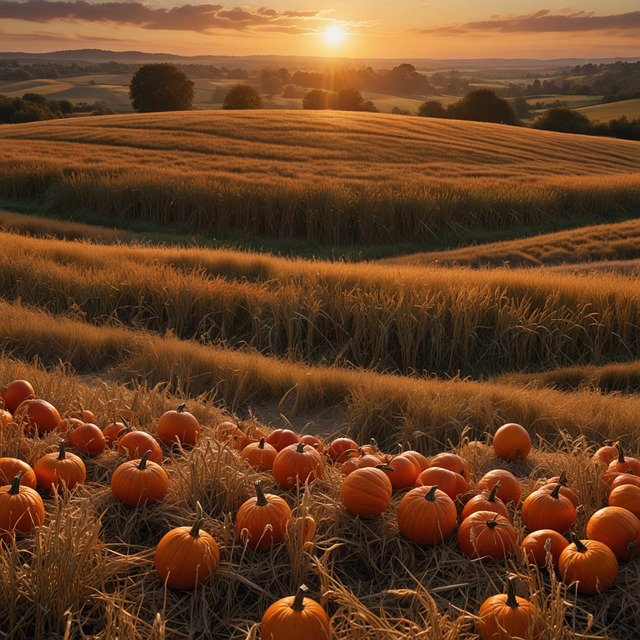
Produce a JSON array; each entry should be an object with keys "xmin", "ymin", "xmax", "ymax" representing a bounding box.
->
[
  {"xmin": 558, "ymin": 534, "xmax": 618, "ymax": 594},
  {"xmin": 0, "ymin": 474, "xmax": 46, "ymax": 537}
]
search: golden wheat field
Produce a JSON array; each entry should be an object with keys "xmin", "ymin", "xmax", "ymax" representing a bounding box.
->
[{"xmin": 1, "ymin": 110, "xmax": 640, "ymax": 640}]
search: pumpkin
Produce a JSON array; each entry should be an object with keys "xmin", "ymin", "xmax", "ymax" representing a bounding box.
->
[
  {"xmin": 381, "ymin": 454, "xmax": 420, "ymax": 490},
  {"xmin": 520, "ymin": 529, "xmax": 569, "ymax": 569},
  {"xmin": 265, "ymin": 428, "xmax": 300, "ymax": 453},
  {"xmin": 607, "ymin": 444, "xmax": 640, "ymax": 477},
  {"xmin": 461, "ymin": 484, "xmax": 509, "ymax": 521},
  {"xmin": 477, "ymin": 577, "xmax": 540, "ymax": 640},
  {"xmin": 355, "ymin": 453, "xmax": 385, "ymax": 470},
  {"xmin": 300, "ymin": 434, "xmax": 324, "ymax": 455},
  {"xmin": 415, "ymin": 466, "xmax": 469, "ymax": 500},
  {"xmin": 235, "ymin": 480, "xmax": 293, "ymax": 551},
  {"xmin": 0, "ymin": 475, "xmax": 45, "ymax": 537},
  {"xmin": 102, "ymin": 419, "xmax": 128, "ymax": 447},
  {"xmin": 491, "ymin": 422, "xmax": 531, "ymax": 461},
  {"xmin": 272, "ymin": 442, "xmax": 324, "ymax": 490},
  {"xmin": 156, "ymin": 403, "xmax": 200, "ymax": 447},
  {"xmin": 558, "ymin": 536, "xmax": 618, "ymax": 594},
  {"xmin": 15, "ymin": 398, "xmax": 62, "ymax": 436},
  {"xmin": 592, "ymin": 443, "xmax": 620, "ymax": 466},
  {"xmin": 111, "ymin": 451, "xmax": 169, "ymax": 507},
  {"xmin": 535, "ymin": 471, "xmax": 579, "ymax": 507},
  {"xmin": 457, "ymin": 510, "xmax": 516, "ymax": 562},
  {"xmin": 67, "ymin": 422, "xmax": 107, "ymax": 457},
  {"xmin": 215, "ymin": 421, "xmax": 246, "ymax": 450},
  {"xmin": 261, "ymin": 584, "xmax": 331, "ymax": 640},
  {"xmin": 399, "ymin": 449, "xmax": 430, "ymax": 472},
  {"xmin": 0, "ymin": 409, "xmax": 13, "ymax": 428},
  {"xmin": 610, "ymin": 473, "xmax": 640, "ymax": 491},
  {"xmin": 477, "ymin": 469, "xmax": 522, "ymax": 506},
  {"xmin": 68, "ymin": 408, "xmax": 97, "ymax": 424},
  {"xmin": 587, "ymin": 506, "xmax": 640, "ymax": 561},
  {"xmin": 608, "ymin": 483, "xmax": 640, "ymax": 519},
  {"xmin": 0, "ymin": 457, "xmax": 37, "ymax": 490},
  {"xmin": 241, "ymin": 438, "xmax": 277, "ymax": 471},
  {"xmin": 117, "ymin": 429, "xmax": 163, "ymax": 464},
  {"xmin": 397, "ymin": 485, "xmax": 457, "ymax": 545},
  {"xmin": 34, "ymin": 441, "xmax": 86, "ymax": 495},
  {"xmin": 341, "ymin": 466, "xmax": 393, "ymax": 518},
  {"xmin": 339, "ymin": 450, "xmax": 361, "ymax": 476},
  {"xmin": 521, "ymin": 482, "xmax": 576, "ymax": 533},
  {"xmin": 327, "ymin": 437, "xmax": 360, "ymax": 463},
  {"xmin": 0, "ymin": 379, "xmax": 35, "ymax": 414},
  {"xmin": 154, "ymin": 502, "xmax": 219, "ymax": 590},
  {"xmin": 428, "ymin": 452, "xmax": 470, "ymax": 482}
]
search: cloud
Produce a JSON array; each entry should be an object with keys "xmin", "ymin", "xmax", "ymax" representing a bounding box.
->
[
  {"xmin": 0, "ymin": 0, "xmax": 324, "ymax": 34},
  {"xmin": 417, "ymin": 9, "xmax": 640, "ymax": 36}
]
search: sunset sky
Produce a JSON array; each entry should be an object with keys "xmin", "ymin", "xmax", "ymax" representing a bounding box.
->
[{"xmin": 0, "ymin": 1, "xmax": 638, "ymax": 60}]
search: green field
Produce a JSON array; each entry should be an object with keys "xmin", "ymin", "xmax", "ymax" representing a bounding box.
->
[{"xmin": 576, "ymin": 98, "xmax": 640, "ymax": 122}]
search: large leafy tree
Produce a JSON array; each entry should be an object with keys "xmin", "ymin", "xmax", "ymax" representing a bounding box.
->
[
  {"xmin": 129, "ymin": 63, "xmax": 194, "ymax": 113},
  {"xmin": 222, "ymin": 84, "xmax": 264, "ymax": 110},
  {"xmin": 448, "ymin": 89, "xmax": 519, "ymax": 125}
]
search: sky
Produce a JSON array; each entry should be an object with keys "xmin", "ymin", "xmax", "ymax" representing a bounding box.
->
[{"xmin": 0, "ymin": 0, "xmax": 639, "ymax": 60}]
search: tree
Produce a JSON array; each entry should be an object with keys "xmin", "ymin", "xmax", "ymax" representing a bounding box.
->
[
  {"xmin": 222, "ymin": 84, "xmax": 264, "ymax": 109},
  {"xmin": 302, "ymin": 89, "xmax": 331, "ymax": 110},
  {"xmin": 334, "ymin": 88, "xmax": 365, "ymax": 111},
  {"xmin": 418, "ymin": 100, "xmax": 447, "ymax": 118},
  {"xmin": 532, "ymin": 107, "xmax": 592, "ymax": 134},
  {"xmin": 129, "ymin": 63, "xmax": 194, "ymax": 113},
  {"xmin": 447, "ymin": 89, "xmax": 519, "ymax": 125}
]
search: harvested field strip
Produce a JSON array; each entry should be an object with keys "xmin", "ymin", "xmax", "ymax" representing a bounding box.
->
[
  {"xmin": 1, "ymin": 231, "xmax": 640, "ymax": 377},
  {"xmin": 2, "ymin": 299, "xmax": 640, "ymax": 450}
]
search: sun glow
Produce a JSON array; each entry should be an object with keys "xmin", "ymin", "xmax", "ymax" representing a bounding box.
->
[{"xmin": 324, "ymin": 25, "xmax": 347, "ymax": 46}]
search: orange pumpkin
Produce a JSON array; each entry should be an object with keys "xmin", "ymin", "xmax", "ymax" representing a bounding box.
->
[
  {"xmin": 235, "ymin": 481, "xmax": 293, "ymax": 551},
  {"xmin": 327, "ymin": 437, "xmax": 360, "ymax": 463},
  {"xmin": 520, "ymin": 529, "xmax": 569, "ymax": 569},
  {"xmin": 0, "ymin": 475, "xmax": 45, "ymax": 538},
  {"xmin": 67, "ymin": 422, "xmax": 107, "ymax": 457},
  {"xmin": 0, "ymin": 379, "xmax": 35, "ymax": 414},
  {"xmin": 111, "ymin": 451, "xmax": 169, "ymax": 507},
  {"xmin": 0, "ymin": 409, "xmax": 13, "ymax": 428},
  {"xmin": 215, "ymin": 421, "xmax": 246, "ymax": 450},
  {"xmin": 272, "ymin": 442, "xmax": 324, "ymax": 490},
  {"xmin": 261, "ymin": 584, "xmax": 331, "ymax": 640},
  {"xmin": 154, "ymin": 502, "xmax": 219, "ymax": 590},
  {"xmin": 102, "ymin": 419, "xmax": 128, "ymax": 447},
  {"xmin": 156, "ymin": 404, "xmax": 200, "ymax": 447},
  {"xmin": 265, "ymin": 428, "xmax": 300, "ymax": 453},
  {"xmin": 117, "ymin": 429, "xmax": 163, "ymax": 464},
  {"xmin": 608, "ymin": 483, "xmax": 640, "ymax": 519},
  {"xmin": 492, "ymin": 422, "xmax": 531, "ymax": 461},
  {"xmin": 587, "ymin": 506, "xmax": 640, "ymax": 561},
  {"xmin": 477, "ymin": 577, "xmax": 540, "ymax": 640},
  {"xmin": 15, "ymin": 398, "xmax": 62, "ymax": 436},
  {"xmin": 382, "ymin": 454, "xmax": 420, "ymax": 490},
  {"xmin": 521, "ymin": 482, "xmax": 576, "ymax": 534},
  {"xmin": 300, "ymin": 434, "xmax": 324, "ymax": 455},
  {"xmin": 461, "ymin": 484, "xmax": 508, "ymax": 521},
  {"xmin": 477, "ymin": 469, "xmax": 522, "ymax": 506},
  {"xmin": 592, "ymin": 443, "xmax": 620, "ymax": 466},
  {"xmin": 0, "ymin": 457, "xmax": 37, "ymax": 490},
  {"xmin": 399, "ymin": 449, "xmax": 430, "ymax": 472},
  {"xmin": 415, "ymin": 466, "xmax": 468, "ymax": 500},
  {"xmin": 241, "ymin": 438, "xmax": 277, "ymax": 471},
  {"xmin": 34, "ymin": 441, "xmax": 86, "ymax": 495},
  {"xmin": 457, "ymin": 510, "xmax": 516, "ymax": 562},
  {"xmin": 559, "ymin": 536, "xmax": 618, "ymax": 594},
  {"xmin": 341, "ymin": 466, "xmax": 392, "ymax": 518},
  {"xmin": 428, "ymin": 452, "xmax": 470, "ymax": 482},
  {"xmin": 397, "ymin": 485, "xmax": 457, "ymax": 545}
]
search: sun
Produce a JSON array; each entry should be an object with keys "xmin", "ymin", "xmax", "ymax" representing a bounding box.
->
[{"xmin": 324, "ymin": 25, "xmax": 347, "ymax": 46}]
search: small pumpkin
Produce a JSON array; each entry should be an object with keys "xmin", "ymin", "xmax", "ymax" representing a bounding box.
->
[
  {"xmin": 428, "ymin": 452, "xmax": 471, "ymax": 482},
  {"xmin": 477, "ymin": 469, "xmax": 522, "ymax": 506},
  {"xmin": 15, "ymin": 398, "xmax": 62, "ymax": 436},
  {"xmin": 0, "ymin": 474, "xmax": 45, "ymax": 537},
  {"xmin": 399, "ymin": 449, "xmax": 430, "ymax": 472},
  {"xmin": 102, "ymin": 419, "xmax": 128, "ymax": 447},
  {"xmin": 235, "ymin": 480, "xmax": 293, "ymax": 551},
  {"xmin": 397, "ymin": 485, "xmax": 457, "ymax": 545},
  {"xmin": 156, "ymin": 403, "xmax": 200, "ymax": 447},
  {"xmin": 382, "ymin": 454, "xmax": 420, "ymax": 490},
  {"xmin": 341, "ymin": 466, "xmax": 392, "ymax": 518},
  {"xmin": 477, "ymin": 576, "xmax": 540, "ymax": 640},
  {"xmin": 34, "ymin": 441, "xmax": 86, "ymax": 495},
  {"xmin": 0, "ymin": 457, "xmax": 37, "ymax": 490},
  {"xmin": 265, "ymin": 428, "xmax": 299, "ymax": 453},
  {"xmin": 457, "ymin": 510, "xmax": 516, "ymax": 562},
  {"xmin": 67, "ymin": 422, "xmax": 107, "ymax": 457},
  {"xmin": 215, "ymin": 421, "xmax": 246, "ymax": 450},
  {"xmin": 111, "ymin": 451, "xmax": 169, "ymax": 507},
  {"xmin": 117, "ymin": 429, "xmax": 163, "ymax": 464},
  {"xmin": 558, "ymin": 536, "xmax": 618, "ymax": 594},
  {"xmin": 461, "ymin": 483, "xmax": 509, "ymax": 521},
  {"xmin": 261, "ymin": 584, "xmax": 331, "ymax": 640},
  {"xmin": 608, "ymin": 483, "xmax": 640, "ymax": 519},
  {"xmin": 327, "ymin": 437, "xmax": 360, "ymax": 463},
  {"xmin": 606, "ymin": 444, "xmax": 640, "ymax": 477},
  {"xmin": 521, "ymin": 482, "xmax": 576, "ymax": 534},
  {"xmin": 272, "ymin": 442, "xmax": 325, "ymax": 490},
  {"xmin": 0, "ymin": 379, "xmax": 35, "ymax": 414},
  {"xmin": 492, "ymin": 422, "xmax": 531, "ymax": 461},
  {"xmin": 154, "ymin": 502, "xmax": 219, "ymax": 590},
  {"xmin": 586, "ymin": 506, "xmax": 640, "ymax": 561},
  {"xmin": 241, "ymin": 438, "xmax": 277, "ymax": 471},
  {"xmin": 610, "ymin": 473, "xmax": 640, "ymax": 491},
  {"xmin": 592, "ymin": 443, "xmax": 620, "ymax": 466},
  {"xmin": 415, "ymin": 466, "xmax": 469, "ymax": 500},
  {"xmin": 300, "ymin": 434, "xmax": 324, "ymax": 455},
  {"xmin": 520, "ymin": 529, "xmax": 569, "ymax": 569}
]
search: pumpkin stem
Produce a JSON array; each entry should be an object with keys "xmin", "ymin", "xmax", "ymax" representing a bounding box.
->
[
  {"xmin": 257, "ymin": 438, "xmax": 266, "ymax": 450},
  {"xmin": 488, "ymin": 483, "xmax": 501, "ymax": 502},
  {"xmin": 291, "ymin": 584, "xmax": 309, "ymax": 612},
  {"xmin": 557, "ymin": 470, "xmax": 568, "ymax": 486},
  {"xmin": 177, "ymin": 403, "xmax": 187, "ymax": 413},
  {"xmin": 376, "ymin": 464, "xmax": 394, "ymax": 472},
  {"xmin": 570, "ymin": 533, "xmax": 588, "ymax": 553},
  {"xmin": 189, "ymin": 502, "xmax": 204, "ymax": 538},
  {"xmin": 486, "ymin": 518, "xmax": 499, "ymax": 530},
  {"xmin": 616, "ymin": 443, "xmax": 625, "ymax": 464},
  {"xmin": 57, "ymin": 440, "xmax": 67, "ymax": 460},
  {"xmin": 424, "ymin": 485, "xmax": 439, "ymax": 501},
  {"xmin": 296, "ymin": 442, "xmax": 306, "ymax": 454},
  {"xmin": 550, "ymin": 482, "xmax": 562, "ymax": 499},
  {"xmin": 255, "ymin": 481, "xmax": 269, "ymax": 507},
  {"xmin": 118, "ymin": 414, "xmax": 133, "ymax": 433},
  {"xmin": 137, "ymin": 450, "xmax": 153, "ymax": 469},
  {"xmin": 8, "ymin": 474, "xmax": 23, "ymax": 495},
  {"xmin": 505, "ymin": 577, "xmax": 520, "ymax": 608}
]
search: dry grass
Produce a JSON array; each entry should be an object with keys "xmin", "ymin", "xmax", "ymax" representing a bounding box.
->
[
  {"xmin": 0, "ymin": 111, "xmax": 638, "ymax": 244},
  {"xmin": 0, "ymin": 355, "xmax": 639, "ymax": 639}
]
